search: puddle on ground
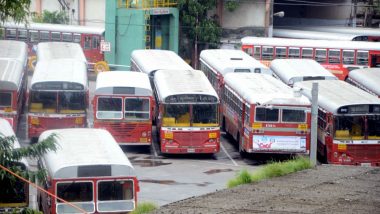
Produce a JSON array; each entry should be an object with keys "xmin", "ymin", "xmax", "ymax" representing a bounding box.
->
[
  {"xmin": 131, "ymin": 159, "xmax": 172, "ymax": 167},
  {"xmin": 140, "ymin": 179, "xmax": 212, "ymax": 187},
  {"xmin": 204, "ymin": 169, "xmax": 233, "ymax": 175}
]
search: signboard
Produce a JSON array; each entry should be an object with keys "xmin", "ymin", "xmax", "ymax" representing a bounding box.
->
[
  {"xmin": 151, "ymin": 8, "xmax": 170, "ymax": 15},
  {"xmin": 252, "ymin": 135, "xmax": 306, "ymax": 151},
  {"xmin": 165, "ymin": 94, "xmax": 218, "ymax": 103},
  {"xmin": 100, "ymin": 40, "xmax": 111, "ymax": 52}
]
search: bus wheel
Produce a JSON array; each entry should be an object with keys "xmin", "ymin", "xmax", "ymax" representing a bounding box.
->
[
  {"xmin": 94, "ymin": 61, "xmax": 110, "ymax": 74},
  {"xmin": 28, "ymin": 56, "xmax": 37, "ymax": 73}
]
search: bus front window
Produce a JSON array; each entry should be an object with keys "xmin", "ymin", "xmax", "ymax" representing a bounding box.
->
[
  {"xmin": 124, "ymin": 98, "xmax": 150, "ymax": 120},
  {"xmin": 96, "ymin": 97, "xmax": 122, "ymax": 119},
  {"xmin": 163, "ymin": 104, "xmax": 190, "ymax": 126},
  {"xmin": 0, "ymin": 92, "xmax": 12, "ymax": 108},
  {"xmin": 97, "ymin": 180, "xmax": 134, "ymax": 212},
  {"xmin": 192, "ymin": 104, "xmax": 219, "ymax": 127},
  {"xmin": 56, "ymin": 181, "xmax": 94, "ymax": 213},
  {"xmin": 367, "ymin": 115, "xmax": 380, "ymax": 139},
  {"xmin": 334, "ymin": 116, "xmax": 364, "ymax": 140},
  {"xmin": 29, "ymin": 91, "xmax": 57, "ymax": 113},
  {"xmin": 58, "ymin": 92, "xmax": 86, "ymax": 113}
]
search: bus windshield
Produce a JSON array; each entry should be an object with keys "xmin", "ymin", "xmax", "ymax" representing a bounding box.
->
[
  {"xmin": 56, "ymin": 181, "xmax": 95, "ymax": 213},
  {"xmin": 124, "ymin": 98, "xmax": 150, "ymax": 120},
  {"xmin": 97, "ymin": 180, "xmax": 134, "ymax": 212},
  {"xmin": 334, "ymin": 115, "xmax": 380, "ymax": 140},
  {"xmin": 0, "ymin": 92, "xmax": 12, "ymax": 108},
  {"xmin": 58, "ymin": 91, "xmax": 86, "ymax": 113},
  {"xmin": 163, "ymin": 104, "xmax": 219, "ymax": 127},
  {"xmin": 193, "ymin": 104, "xmax": 219, "ymax": 126},
  {"xmin": 96, "ymin": 97, "xmax": 123, "ymax": 119},
  {"xmin": 29, "ymin": 91, "xmax": 86, "ymax": 114}
]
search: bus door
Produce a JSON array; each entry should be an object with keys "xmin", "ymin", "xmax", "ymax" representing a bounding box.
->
[{"xmin": 369, "ymin": 51, "xmax": 380, "ymax": 67}]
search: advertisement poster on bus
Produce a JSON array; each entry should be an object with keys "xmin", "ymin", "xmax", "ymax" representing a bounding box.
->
[{"xmin": 252, "ymin": 135, "xmax": 306, "ymax": 151}]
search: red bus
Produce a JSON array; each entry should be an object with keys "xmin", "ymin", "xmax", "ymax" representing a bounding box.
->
[
  {"xmin": 27, "ymin": 59, "xmax": 88, "ymax": 141},
  {"xmin": 241, "ymin": 37, "xmax": 380, "ymax": 80},
  {"xmin": 93, "ymin": 71, "xmax": 154, "ymax": 145},
  {"xmin": 0, "ymin": 40, "xmax": 28, "ymax": 131},
  {"xmin": 154, "ymin": 69, "xmax": 220, "ymax": 154},
  {"xmin": 346, "ymin": 68, "xmax": 380, "ymax": 97},
  {"xmin": 295, "ymin": 80, "xmax": 380, "ymax": 166},
  {"xmin": 37, "ymin": 128, "xmax": 139, "ymax": 213},
  {"xmin": 1, "ymin": 22, "xmax": 104, "ymax": 67},
  {"xmin": 222, "ymin": 73, "xmax": 311, "ymax": 156}
]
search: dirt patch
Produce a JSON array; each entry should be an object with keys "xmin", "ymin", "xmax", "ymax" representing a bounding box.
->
[{"xmin": 152, "ymin": 165, "xmax": 380, "ymax": 214}]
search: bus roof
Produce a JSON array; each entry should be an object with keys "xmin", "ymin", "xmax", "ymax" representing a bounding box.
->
[
  {"xmin": 95, "ymin": 71, "xmax": 152, "ymax": 96},
  {"xmin": 37, "ymin": 42, "xmax": 87, "ymax": 62},
  {"xmin": 39, "ymin": 128, "xmax": 135, "ymax": 179},
  {"xmin": 241, "ymin": 36, "xmax": 380, "ymax": 51},
  {"xmin": 0, "ymin": 40, "xmax": 28, "ymax": 65},
  {"xmin": 224, "ymin": 73, "xmax": 310, "ymax": 106},
  {"xmin": 270, "ymin": 59, "xmax": 338, "ymax": 85},
  {"xmin": 200, "ymin": 49, "xmax": 272, "ymax": 76},
  {"xmin": 31, "ymin": 59, "xmax": 88, "ymax": 90},
  {"xmin": 154, "ymin": 69, "xmax": 219, "ymax": 103},
  {"xmin": 348, "ymin": 68, "xmax": 380, "ymax": 96},
  {"xmin": 273, "ymin": 28, "xmax": 360, "ymax": 41},
  {"xmin": 131, "ymin": 49, "xmax": 193, "ymax": 76},
  {"xmin": 300, "ymin": 26, "xmax": 380, "ymax": 38},
  {"xmin": 4, "ymin": 22, "xmax": 104, "ymax": 35},
  {"xmin": 0, "ymin": 59, "xmax": 24, "ymax": 91},
  {"xmin": 294, "ymin": 80, "xmax": 380, "ymax": 114}
]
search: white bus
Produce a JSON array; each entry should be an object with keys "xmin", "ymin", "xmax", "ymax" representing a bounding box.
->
[
  {"xmin": 298, "ymin": 26, "xmax": 380, "ymax": 42},
  {"xmin": 0, "ymin": 40, "xmax": 28, "ymax": 131},
  {"xmin": 270, "ymin": 59, "xmax": 338, "ymax": 86},
  {"xmin": 37, "ymin": 128, "xmax": 138, "ymax": 214},
  {"xmin": 27, "ymin": 59, "xmax": 88, "ymax": 141},
  {"xmin": 273, "ymin": 28, "xmax": 368, "ymax": 41},
  {"xmin": 347, "ymin": 68, "xmax": 380, "ymax": 97},
  {"xmin": 37, "ymin": 42, "xmax": 87, "ymax": 63},
  {"xmin": 222, "ymin": 73, "xmax": 311, "ymax": 156},
  {"xmin": 199, "ymin": 49, "xmax": 272, "ymax": 94},
  {"xmin": 93, "ymin": 71, "xmax": 154, "ymax": 145},
  {"xmin": 0, "ymin": 118, "xmax": 30, "ymax": 212},
  {"xmin": 154, "ymin": 69, "xmax": 220, "ymax": 154},
  {"xmin": 294, "ymin": 80, "xmax": 380, "ymax": 166}
]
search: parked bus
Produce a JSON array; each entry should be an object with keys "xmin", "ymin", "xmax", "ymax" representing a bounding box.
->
[
  {"xmin": 294, "ymin": 80, "xmax": 380, "ymax": 166},
  {"xmin": 273, "ymin": 28, "xmax": 369, "ymax": 41},
  {"xmin": 37, "ymin": 128, "xmax": 138, "ymax": 214},
  {"xmin": 199, "ymin": 49, "xmax": 272, "ymax": 95},
  {"xmin": 0, "ymin": 119, "xmax": 30, "ymax": 212},
  {"xmin": 37, "ymin": 42, "xmax": 87, "ymax": 63},
  {"xmin": 93, "ymin": 71, "xmax": 154, "ymax": 145},
  {"xmin": 1, "ymin": 22, "xmax": 104, "ymax": 65},
  {"xmin": 222, "ymin": 73, "xmax": 311, "ymax": 155},
  {"xmin": 27, "ymin": 59, "xmax": 88, "ymax": 140},
  {"xmin": 154, "ymin": 69, "xmax": 220, "ymax": 154},
  {"xmin": 346, "ymin": 68, "xmax": 380, "ymax": 97},
  {"xmin": 270, "ymin": 59, "xmax": 338, "ymax": 86},
  {"xmin": 0, "ymin": 40, "xmax": 28, "ymax": 131},
  {"xmin": 241, "ymin": 36, "xmax": 380, "ymax": 80}
]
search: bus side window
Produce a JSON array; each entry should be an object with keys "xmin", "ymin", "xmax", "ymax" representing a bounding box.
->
[
  {"xmin": 328, "ymin": 49, "xmax": 341, "ymax": 64},
  {"xmin": 356, "ymin": 51, "xmax": 368, "ymax": 65},
  {"xmin": 84, "ymin": 35, "xmax": 91, "ymax": 49},
  {"xmin": 262, "ymin": 46, "xmax": 273, "ymax": 60},
  {"xmin": 73, "ymin": 33, "xmax": 81, "ymax": 43},
  {"xmin": 40, "ymin": 31, "xmax": 50, "ymax": 42},
  {"xmin": 51, "ymin": 32, "xmax": 61, "ymax": 41},
  {"xmin": 18, "ymin": 29, "xmax": 28, "ymax": 41},
  {"xmin": 315, "ymin": 49, "xmax": 327, "ymax": 63},
  {"xmin": 288, "ymin": 47, "xmax": 300, "ymax": 58},
  {"xmin": 343, "ymin": 50, "xmax": 354, "ymax": 65},
  {"xmin": 92, "ymin": 36, "xmax": 100, "ymax": 50},
  {"xmin": 6, "ymin": 28, "xmax": 17, "ymax": 40},
  {"xmin": 0, "ymin": 28, "xmax": 4, "ymax": 39},
  {"xmin": 29, "ymin": 30, "xmax": 39, "ymax": 43},
  {"xmin": 253, "ymin": 46, "xmax": 261, "ymax": 60},
  {"xmin": 62, "ymin": 33, "xmax": 73, "ymax": 42},
  {"xmin": 301, "ymin": 48, "xmax": 313, "ymax": 59}
]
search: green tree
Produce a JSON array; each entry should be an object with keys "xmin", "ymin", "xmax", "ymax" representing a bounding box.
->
[
  {"xmin": 178, "ymin": 0, "xmax": 222, "ymax": 68},
  {"xmin": 0, "ymin": 0, "xmax": 31, "ymax": 24},
  {"xmin": 32, "ymin": 10, "xmax": 69, "ymax": 24}
]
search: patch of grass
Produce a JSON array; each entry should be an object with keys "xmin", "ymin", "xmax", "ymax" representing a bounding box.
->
[
  {"xmin": 227, "ymin": 156, "xmax": 311, "ymax": 188},
  {"xmin": 130, "ymin": 202, "xmax": 158, "ymax": 214}
]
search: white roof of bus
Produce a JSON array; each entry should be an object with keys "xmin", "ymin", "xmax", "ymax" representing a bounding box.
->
[
  {"xmin": 154, "ymin": 69, "xmax": 219, "ymax": 102},
  {"xmin": 273, "ymin": 28, "xmax": 359, "ymax": 41},
  {"xmin": 200, "ymin": 49, "xmax": 272, "ymax": 75},
  {"xmin": 294, "ymin": 80, "xmax": 380, "ymax": 114},
  {"xmin": 37, "ymin": 42, "xmax": 87, "ymax": 62},
  {"xmin": 241, "ymin": 36, "xmax": 380, "ymax": 51},
  {"xmin": 39, "ymin": 128, "xmax": 135, "ymax": 179},
  {"xmin": 224, "ymin": 73, "xmax": 310, "ymax": 106},
  {"xmin": 348, "ymin": 68, "xmax": 380, "ymax": 96},
  {"xmin": 31, "ymin": 59, "xmax": 88, "ymax": 89},
  {"xmin": 0, "ymin": 59, "xmax": 24, "ymax": 91},
  {"xmin": 4, "ymin": 22, "xmax": 104, "ymax": 35},
  {"xmin": 0, "ymin": 40, "xmax": 28, "ymax": 65},
  {"xmin": 95, "ymin": 71, "xmax": 152, "ymax": 96},
  {"xmin": 131, "ymin": 49, "xmax": 193, "ymax": 75},
  {"xmin": 300, "ymin": 26, "xmax": 380, "ymax": 37},
  {"xmin": 270, "ymin": 59, "xmax": 338, "ymax": 85}
]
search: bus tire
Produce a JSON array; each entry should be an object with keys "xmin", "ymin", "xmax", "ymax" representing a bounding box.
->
[
  {"xmin": 94, "ymin": 61, "xmax": 110, "ymax": 74},
  {"xmin": 28, "ymin": 55, "xmax": 37, "ymax": 73}
]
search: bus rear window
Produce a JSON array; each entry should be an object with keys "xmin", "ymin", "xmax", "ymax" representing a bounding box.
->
[
  {"xmin": 255, "ymin": 107, "xmax": 279, "ymax": 122},
  {"xmin": 0, "ymin": 92, "xmax": 12, "ymax": 107},
  {"xmin": 282, "ymin": 109, "xmax": 306, "ymax": 122},
  {"xmin": 124, "ymin": 97, "xmax": 150, "ymax": 120},
  {"xmin": 97, "ymin": 180, "xmax": 134, "ymax": 212},
  {"xmin": 57, "ymin": 182, "xmax": 93, "ymax": 202},
  {"xmin": 96, "ymin": 97, "xmax": 122, "ymax": 119}
]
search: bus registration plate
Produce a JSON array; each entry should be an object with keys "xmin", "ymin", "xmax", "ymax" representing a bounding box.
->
[{"xmin": 187, "ymin": 148, "xmax": 195, "ymax": 153}]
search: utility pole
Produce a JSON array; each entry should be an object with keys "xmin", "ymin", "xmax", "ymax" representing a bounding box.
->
[
  {"xmin": 310, "ymin": 82, "xmax": 319, "ymax": 167},
  {"xmin": 353, "ymin": 0, "xmax": 357, "ymax": 27}
]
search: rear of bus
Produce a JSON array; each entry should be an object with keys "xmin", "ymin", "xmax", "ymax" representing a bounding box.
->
[
  {"xmin": 93, "ymin": 72, "xmax": 153, "ymax": 145},
  {"xmin": 27, "ymin": 60, "xmax": 88, "ymax": 140}
]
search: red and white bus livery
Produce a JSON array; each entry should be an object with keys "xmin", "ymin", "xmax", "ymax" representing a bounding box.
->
[
  {"xmin": 27, "ymin": 59, "xmax": 88, "ymax": 140},
  {"xmin": 270, "ymin": 59, "xmax": 338, "ymax": 86},
  {"xmin": 93, "ymin": 71, "xmax": 154, "ymax": 145},
  {"xmin": 222, "ymin": 73, "xmax": 311, "ymax": 155},
  {"xmin": 295, "ymin": 80, "xmax": 380, "ymax": 166},
  {"xmin": 37, "ymin": 128, "xmax": 138, "ymax": 214},
  {"xmin": 347, "ymin": 68, "xmax": 380, "ymax": 97},
  {"xmin": 154, "ymin": 69, "xmax": 220, "ymax": 154},
  {"xmin": 199, "ymin": 49, "xmax": 272, "ymax": 95},
  {"xmin": 0, "ymin": 40, "xmax": 28, "ymax": 131},
  {"xmin": 241, "ymin": 36, "xmax": 380, "ymax": 80}
]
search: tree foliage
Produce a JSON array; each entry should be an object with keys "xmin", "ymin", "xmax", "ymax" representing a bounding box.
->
[
  {"xmin": 32, "ymin": 10, "xmax": 69, "ymax": 24},
  {"xmin": 0, "ymin": 0, "xmax": 31, "ymax": 24}
]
